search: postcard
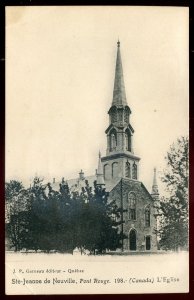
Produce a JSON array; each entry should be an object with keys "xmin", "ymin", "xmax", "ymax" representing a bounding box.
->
[{"xmin": 5, "ymin": 6, "xmax": 189, "ymax": 294}]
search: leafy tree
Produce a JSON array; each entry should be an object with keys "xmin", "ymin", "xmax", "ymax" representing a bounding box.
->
[
  {"xmin": 5, "ymin": 177, "xmax": 123, "ymax": 254},
  {"xmin": 25, "ymin": 177, "xmax": 72, "ymax": 252},
  {"xmin": 78, "ymin": 180, "xmax": 123, "ymax": 254},
  {"xmin": 158, "ymin": 136, "xmax": 188, "ymax": 251},
  {"xmin": 24, "ymin": 177, "xmax": 49, "ymax": 251},
  {"xmin": 58, "ymin": 181, "xmax": 75, "ymax": 252},
  {"xmin": 5, "ymin": 180, "xmax": 30, "ymax": 251}
]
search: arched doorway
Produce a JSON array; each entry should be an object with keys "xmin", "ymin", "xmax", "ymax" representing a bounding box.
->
[{"xmin": 129, "ymin": 229, "xmax": 137, "ymax": 251}]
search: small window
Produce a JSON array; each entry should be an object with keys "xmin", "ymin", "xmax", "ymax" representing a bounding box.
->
[
  {"xmin": 125, "ymin": 132, "xmax": 131, "ymax": 151},
  {"xmin": 125, "ymin": 161, "xmax": 131, "ymax": 178},
  {"xmin": 125, "ymin": 133, "xmax": 129, "ymax": 151},
  {"xmin": 130, "ymin": 209, "xmax": 136, "ymax": 220},
  {"xmin": 128, "ymin": 193, "xmax": 136, "ymax": 220},
  {"xmin": 145, "ymin": 206, "xmax": 151, "ymax": 227},
  {"xmin": 124, "ymin": 109, "xmax": 129, "ymax": 123},
  {"xmin": 132, "ymin": 163, "xmax": 137, "ymax": 180},
  {"xmin": 110, "ymin": 132, "xmax": 117, "ymax": 151}
]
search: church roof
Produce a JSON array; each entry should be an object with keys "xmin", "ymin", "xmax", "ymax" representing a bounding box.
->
[
  {"xmin": 49, "ymin": 175, "xmax": 97, "ymax": 193},
  {"xmin": 112, "ymin": 41, "xmax": 128, "ymax": 107},
  {"xmin": 104, "ymin": 178, "xmax": 121, "ymax": 192},
  {"xmin": 49, "ymin": 174, "xmax": 119, "ymax": 193},
  {"xmin": 109, "ymin": 178, "xmax": 154, "ymax": 202}
]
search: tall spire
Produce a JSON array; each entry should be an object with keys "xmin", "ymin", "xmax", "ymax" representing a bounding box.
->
[
  {"xmin": 112, "ymin": 40, "xmax": 127, "ymax": 106},
  {"xmin": 151, "ymin": 168, "xmax": 159, "ymax": 200},
  {"xmin": 96, "ymin": 151, "xmax": 105, "ymax": 186}
]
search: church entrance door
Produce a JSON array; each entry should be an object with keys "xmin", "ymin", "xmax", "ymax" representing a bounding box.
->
[
  {"xmin": 129, "ymin": 229, "xmax": 136, "ymax": 251},
  {"xmin": 146, "ymin": 236, "xmax": 151, "ymax": 250}
]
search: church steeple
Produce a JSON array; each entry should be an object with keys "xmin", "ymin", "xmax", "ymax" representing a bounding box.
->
[
  {"xmin": 106, "ymin": 41, "xmax": 134, "ymax": 154},
  {"xmin": 112, "ymin": 40, "xmax": 127, "ymax": 107},
  {"xmin": 96, "ymin": 151, "xmax": 105, "ymax": 186},
  {"xmin": 101, "ymin": 42, "xmax": 140, "ymax": 183}
]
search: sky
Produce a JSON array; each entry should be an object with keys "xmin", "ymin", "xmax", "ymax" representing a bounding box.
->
[{"xmin": 6, "ymin": 6, "xmax": 189, "ymax": 193}]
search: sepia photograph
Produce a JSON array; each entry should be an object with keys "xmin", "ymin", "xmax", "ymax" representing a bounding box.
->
[{"xmin": 5, "ymin": 6, "xmax": 189, "ymax": 294}]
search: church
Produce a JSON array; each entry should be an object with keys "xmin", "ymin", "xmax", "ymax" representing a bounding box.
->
[
  {"xmin": 95, "ymin": 41, "xmax": 159, "ymax": 252},
  {"xmin": 52, "ymin": 41, "xmax": 160, "ymax": 252}
]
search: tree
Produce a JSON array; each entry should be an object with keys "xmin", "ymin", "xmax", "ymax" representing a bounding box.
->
[
  {"xmin": 25, "ymin": 177, "xmax": 72, "ymax": 252},
  {"xmin": 78, "ymin": 180, "xmax": 123, "ymax": 254},
  {"xmin": 158, "ymin": 136, "xmax": 188, "ymax": 251},
  {"xmin": 5, "ymin": 180, "xmax": 30, "ymax": 251},
  {"xmin": 5, "ymin": 177, "xmax": 123, "ymax": 254}
]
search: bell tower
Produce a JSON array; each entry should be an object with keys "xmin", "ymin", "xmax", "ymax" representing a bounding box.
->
[{"xmin": 102, "ymin": 41, "xmax": 140, "ymax": 183}]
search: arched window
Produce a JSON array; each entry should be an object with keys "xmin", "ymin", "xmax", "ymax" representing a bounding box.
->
[
  {"xmin": 128, "ymin": 193, "xmax": 136, "ymax": 220},
  {"xmin": 145, "ymin": 206, "xmax": 151, "ymax": 227},
  {"xmin": 125, "ymin": 131, "xmax": 131, "ymax": 151},
  {"xmin": 112, "ymin": 162, "xmax": 118, "ymax": 179},
  {"xmin": 110, "ymin": 132, "xmax": 117, "ymax": 151},
  {"xmin": 124, "ymin": 109, "xmax": 129, "ymax": 123},
  {"xmin": 112, "ymin": 134, "xmax": 116, "ymax": 148},
  {"xmin": 104, "ymin": 164, "xmax": 110, "ymax": 180},
  {"xmin": 125, "ymin": 161, "xmax": 131, "ymax": 178},
  {"xmin": 132, "ymin": 163, "xmax": 137, "ymax": 179},
  {"xmin": 125, "ymin": 133, "xmax": 129, "ymax": 150}
]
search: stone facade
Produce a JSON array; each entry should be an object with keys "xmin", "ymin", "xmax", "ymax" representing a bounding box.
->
[{"xmin": 109, "ymin": 179, "xmax": 157, "ymax": 251}]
